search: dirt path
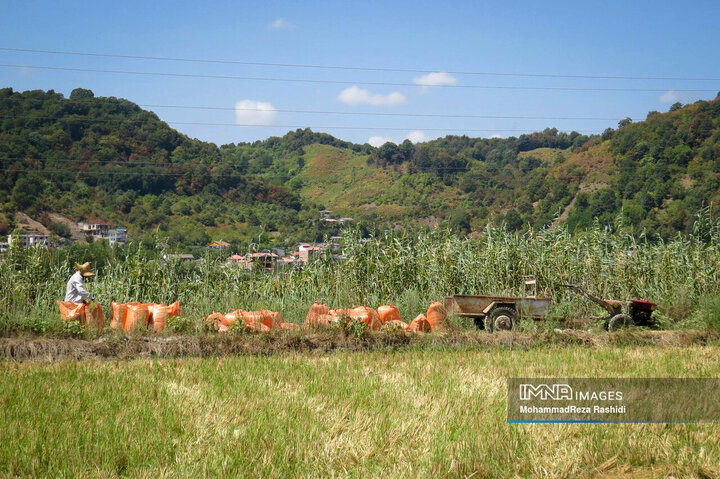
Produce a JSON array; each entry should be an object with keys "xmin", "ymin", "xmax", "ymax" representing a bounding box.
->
[{"xmin": 1, "ymin": 330, "xmax": 716, "ymax": 362}]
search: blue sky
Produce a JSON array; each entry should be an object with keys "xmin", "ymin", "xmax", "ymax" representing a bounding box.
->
[{"xmin": 1, "ymin": 0, "xmax": 718, "ymax": 146}]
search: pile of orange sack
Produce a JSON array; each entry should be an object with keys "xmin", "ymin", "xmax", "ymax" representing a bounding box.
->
[
  {"xmin": 109, "ymin": 301, "xmax": 183, "ymax": 332},
  {"xmin": 304, "ymin": 300, "xmax": 447, "ymax": 332},
  {"xmin": 205, "ymin": 309, "xmax": 298, "ymax": 333}
]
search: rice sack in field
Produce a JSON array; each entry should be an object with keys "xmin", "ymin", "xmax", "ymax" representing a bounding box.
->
[
  {"xmin": 382, "ymin": 320, "xmax": 409, "ymax": 331},
  {"xmin": 377, "ymin": 303, "xmax": 401, "ymax": 324},
  {"xmin": 124, "ymin": 303, "xmax": 149, "ymax": 331},
  {"xmin": 349, "ymin": 306, "xmax": 381, "ymax": 330},
  {"xmin": 426, "ymin": 301, "xmax": 448, "ymax": 330},
  {"xmin": 304, "ymin": 301, "xmax": 330, "ymax": 326},
  {"xmin": 58, "ymin": 301, "xmax": 85, "ymax": 321},
  {"xmin": 110, "ymin": 301, "xmax": 182, "ymax": 332},
  {"xmin": 205, "ymin": 312, "xmax": 229, "ymax": 332},
  {"xmin": 57, "ymin": 301, "xmax": 103, "ymax": 328},
  {"xmin": 408, "ymin": 314, "xmax": 432, "ymax": 333},
  {"xmin": 148, "ymin": 304, "xmax": 170, "ymax": 332},
  {"xmin": 206, "ymin": 309, "xmax": 282, "ymax": 333}
]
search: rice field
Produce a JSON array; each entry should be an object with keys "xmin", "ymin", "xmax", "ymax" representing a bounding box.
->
[{"xmin": 2, "ymin": 345, "xmax": 719, "ymax": 478}]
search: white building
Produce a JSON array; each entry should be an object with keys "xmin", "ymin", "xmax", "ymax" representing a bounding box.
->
[
  {"xmin": 107, "ymin": 228, "xmax": 127, "ymax": 245},
  {"xmin": 7, "ymin": 234, "xmax": 50, "ymax": 248}
]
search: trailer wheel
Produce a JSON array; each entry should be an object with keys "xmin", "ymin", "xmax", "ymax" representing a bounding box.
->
[
  {"xmin": 484, "ymin": 307, "xmax": 517, "ymax": 333},
  {"xmin": 608, "ymin": 314, "xmax": 634, "ymax": 332}
]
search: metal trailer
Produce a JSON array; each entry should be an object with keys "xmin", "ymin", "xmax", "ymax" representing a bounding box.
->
[{"xmin": 444, "ymin": 279, "xmax": 553, "ymax": 332}]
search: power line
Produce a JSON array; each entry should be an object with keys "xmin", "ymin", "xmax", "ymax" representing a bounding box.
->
[
  {"xmin": 0, "ymin": 96, "xmax": 645, "ymax": 121},
  {"xmin": 0, "ymin": 114, "xmax": 604, "ymax": 133},
  {"xmin": 1, "ymin": 64, "xmax": 716, "ymax": 93},
  {"xmin": 2, "ymin": 46, "xmax": 719, "ymax": 82}
]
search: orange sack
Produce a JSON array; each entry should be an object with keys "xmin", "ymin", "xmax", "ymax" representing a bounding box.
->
[
  {"xmin": 110, "ymin": 302, "xmax": 126, "ymax": 330},
  {"xmin": 426, "ymin": 301, "xmax": 448, "ymax": 330},
  {"xmin": 221, "ymin": 310, "xmax": 243, "ymax": 327},
  {"xmin": 58, "ymin": 301, "xmax": 85, "ymax": 321},
  {"xmin": 382, "ymin": 320, "xmax": 409, "ymax": 331},
  {"xmin": 407, "ymin": 314, "xmax": 432, "ymax": 333},
  {"xmin": 305, "ymin": 301, "xmax": 330, "ymax": 327},
  {"xmin": 377, "ymin": 303, "xmax": 401, "ymax": 324},
  {"xmin": 58, "ymin": 301, "xmax": 103, "ymax": 329},
  {"xmin": 349, "ymin": 306, "xmax": 381, "ymax": 330},
  {"xmin": 309, "ymin": 314, "xmax": 339, "ymax": 328},
  {"xmin": 168, "ymin": 301, "xmax": 183, "ymax": 318},
  {"xmin": 329, "ymin": 308, "xmax": 349, "ymax": 321},
  {"xmin": 84, "ymin": 302, "xmax": 104, "ymax": 329},
  {"xmin": 148, "ymin": 304, "xmax": 169, "ymax": 332},
  {"xmin": 260, "ymin": 309, "xmax": 284, "ymax": 330},
  {"xmin": 206, "ymin": 309, "xmax": 279, "ymax": 333},
  {"xmin": 124, "ymin": 303, "xmax": 149, "ymax": 332},
  {"xmin": 205, "ymin": 312, "xmax": 227, "ymax": 331}
]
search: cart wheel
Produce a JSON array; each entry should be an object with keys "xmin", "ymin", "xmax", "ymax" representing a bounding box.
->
[
  {"xmin": 484, "ymin": 307, "xmax": 517, "ymax": 333},
  {"xmin": 608, "ymin": 314, "xmax": 634, "ymax": 332}
]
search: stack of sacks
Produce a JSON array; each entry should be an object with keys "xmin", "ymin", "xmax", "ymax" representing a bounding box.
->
[
  {"xmin": 110, "ymin": 301, "xmax": 182, "ymax": 332},
  {"xmin": 302, "ymin": 301, "xmax": 447, "ymax": 333},
  {"xmin": 304, "ymin": 303, "xmax": 386, "ymax": 331},
  {"xmin": 205, "ymin": 309, "xmax": 291, "ymax": 333}
]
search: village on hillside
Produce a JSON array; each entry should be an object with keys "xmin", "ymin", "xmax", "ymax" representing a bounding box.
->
[{"xmin": 1, "ymin": 211, "xmax": 346, "ymax": 270}]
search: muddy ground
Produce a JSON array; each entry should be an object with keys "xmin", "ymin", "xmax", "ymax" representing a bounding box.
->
[{"xmin": 1, "ymin": 329, "xmax": 717, "ymax": 362}]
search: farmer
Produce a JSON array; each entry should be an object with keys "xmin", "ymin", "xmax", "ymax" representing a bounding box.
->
[{"xmin": 64, "ymin": 262, "xmax": 96, "ymax": 303}]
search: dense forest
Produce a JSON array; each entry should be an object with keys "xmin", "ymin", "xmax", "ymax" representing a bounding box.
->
[{"xmin": 1, "ymin": 87, "xmax": 719, "ymax": 249}]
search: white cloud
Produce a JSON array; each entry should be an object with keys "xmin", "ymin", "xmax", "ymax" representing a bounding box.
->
[
  {"xmin": 368, "ymin": 136, "xmax": 392, "ymax": 147},
  {"xmin": 268, "ymin": 18, "xmax": 294, "ymax": 30},
  {"xmin": 406, "ymin": 130, "xmax": 429, "ymax": 143},
  {"xmin": 337, "ymin": 85, "xmax": 406, "ymax": 106},
  {"xmin": 413, "ymin": 72, "xmax": 457, "ymax": 87},
  {"xmin": 367, "ymin": 130, "xmax": 431, "ymax": 147},
  {"xmin": 659, "ymin": 90, "xmax": 691, "ymax": 103},
  {"xmin": 235, "ymin": 100, "xmax": 277, "ymax": 125}
]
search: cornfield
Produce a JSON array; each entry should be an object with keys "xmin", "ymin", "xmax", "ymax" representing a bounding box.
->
[{"xmin": 2, "ymin": 213, "xmax": 720, "ymax": 335}]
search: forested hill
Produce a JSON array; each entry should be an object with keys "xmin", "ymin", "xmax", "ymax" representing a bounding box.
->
[{"xmin": 1, "ymin": 87, "xmax": 719, "ymax": 249}]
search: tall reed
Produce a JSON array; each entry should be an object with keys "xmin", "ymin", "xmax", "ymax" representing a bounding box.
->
[{"xmin": 2, "ymin": 213, "xmax": 719, "ymax": 334}]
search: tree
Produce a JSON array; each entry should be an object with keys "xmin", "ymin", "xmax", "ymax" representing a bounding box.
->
[
  {"xmin": 504, "ymin": 208, "xmax": 523, "ymax": 232},
  {"xmin": 70, "ymin": 88, "xmax": 95, "ymax": 100},
  {"xmin": 618, "ymin": 117, "xmax": 633, "ymax": 128}
]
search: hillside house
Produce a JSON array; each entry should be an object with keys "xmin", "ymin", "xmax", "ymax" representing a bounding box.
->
[
  {"xmin": 78, "ymin": 221, "xmax": 112, "ymax": 236},
  {"xmin": 7, "ymin": 234, "xmax": 50, "ymax": 248}
]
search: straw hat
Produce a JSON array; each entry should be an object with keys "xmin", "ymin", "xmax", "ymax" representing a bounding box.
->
[{"xmin": 74, "ymin": 262, "xmax": 96, "ymax": 278}]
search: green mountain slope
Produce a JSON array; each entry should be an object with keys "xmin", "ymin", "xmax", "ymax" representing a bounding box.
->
[{"xmin": 2, "ymin": 86, "xmax": 719, "ymax": 248}]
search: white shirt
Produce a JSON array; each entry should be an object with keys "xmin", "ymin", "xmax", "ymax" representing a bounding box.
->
[{"xmin": 64, "ymin": 271, "xmax": 93, "ymax": 302}]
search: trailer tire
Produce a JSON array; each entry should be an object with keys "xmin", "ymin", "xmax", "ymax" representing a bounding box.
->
[
  {"xmin": 484, "ymin": 306, "xmax": 516, "ymax": 333},
  {"xmin": 608, "ymin": 314, "xmax": 634, "ymax": 332}
]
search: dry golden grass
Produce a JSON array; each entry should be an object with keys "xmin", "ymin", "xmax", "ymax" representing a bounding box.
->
[{"xmin": 2, "ymin": 344, "xmax": 719, "ymax": 478}]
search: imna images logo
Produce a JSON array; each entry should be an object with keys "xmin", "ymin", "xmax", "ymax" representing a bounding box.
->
[{"xmin": 519, "ymin": 383, "xmax": 573, "ymax": 401}]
